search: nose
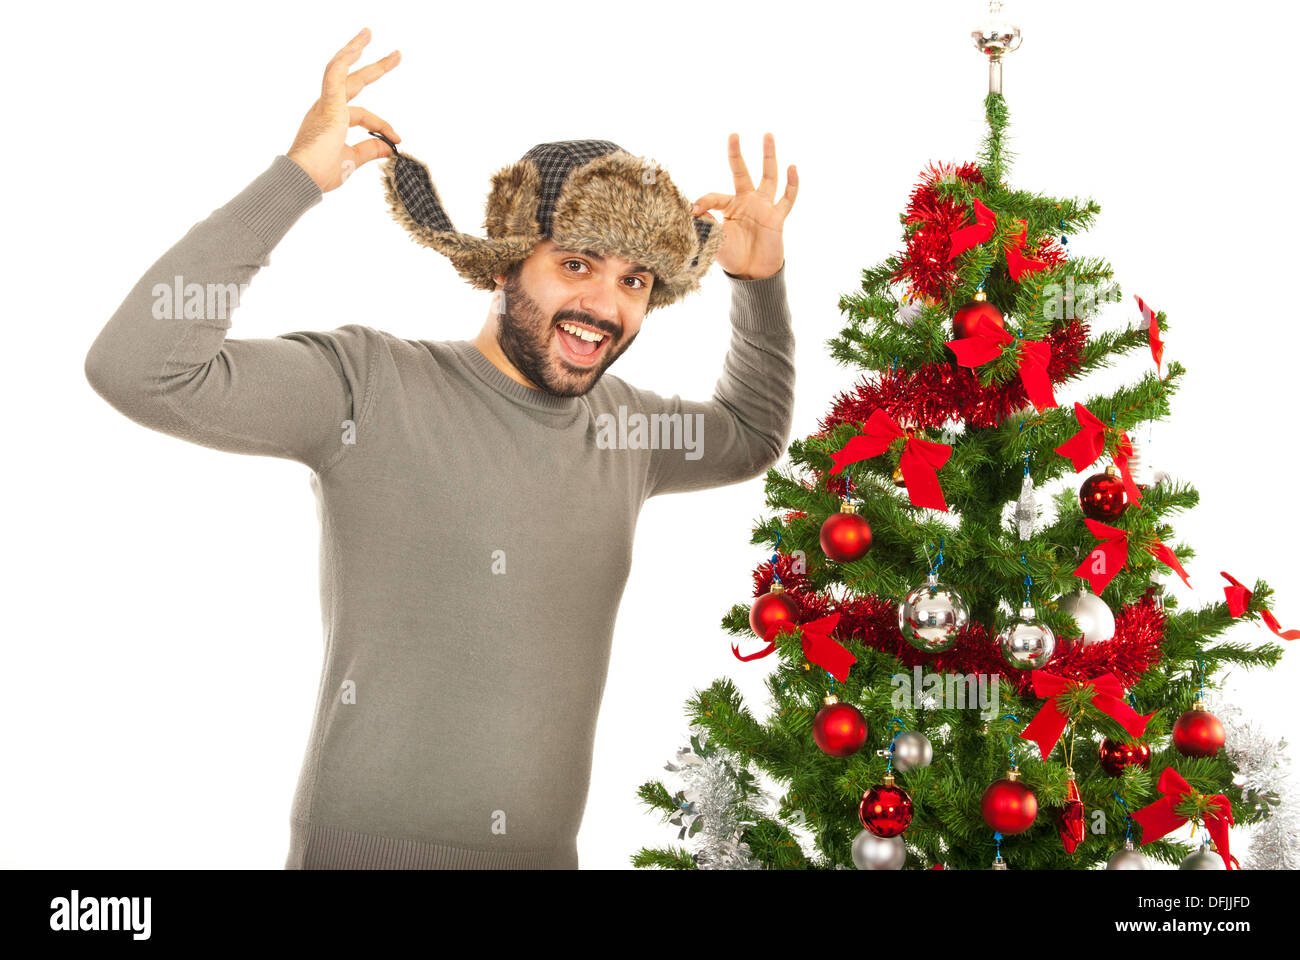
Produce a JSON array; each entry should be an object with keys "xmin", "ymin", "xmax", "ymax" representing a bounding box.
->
[{"xmin": 577, "ymin": 278, "xmax": 622, "ymax": 333}]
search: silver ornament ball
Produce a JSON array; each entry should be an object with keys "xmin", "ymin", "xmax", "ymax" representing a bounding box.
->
[
  {"xmin": 898, "ymin": 574, "xmax": 969, "ymax": 653},
  {"xmin": 852, "ymin": 830, "xmax": 906, "ymax": 870},
  {"xmin": 1058, "ymin": 586, "xmax": 1115, "ymax": 646},
  {"xmin": 997, "ymin": 605, "xmax": 1056, "ymax": 670},
  {"xmin": 891, "ymin": 731, "xmax": 934, "ymax": 773},
  {"xmin": 1106, "ymin": 839, "xmax": 1147, "ymax": 870},
  {"xmin": 1179, "ymin": 842, "xmax": 1226, "ymax": 870}
]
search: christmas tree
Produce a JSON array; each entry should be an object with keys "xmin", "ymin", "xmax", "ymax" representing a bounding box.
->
[{"xmin": 633, "ymin": 10, "xmax": 1293, "ymax": 871}]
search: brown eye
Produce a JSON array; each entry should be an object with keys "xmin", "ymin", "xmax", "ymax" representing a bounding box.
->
[
  {"xmin": 563, "ymin": 259, "xmax": 588, "ymax": 274},
  {"xmin": 625, "ymin": 277, "xmax": 647, "ymax": 289}
]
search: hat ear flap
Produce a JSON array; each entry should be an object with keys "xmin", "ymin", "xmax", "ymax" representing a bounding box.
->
[
  {"xmin": 484, "ymin": 159, "xmax": 543, "ymax": 241},
  {"xmin": 647, "ymin": 214, "xmax": 725, "ymax": 312},
  {"xmin": 688, "ymin": 215, "xmax": 724, "ymax": 271},
  {"xmin": 377, "ymin": 143, "xmax": 536, "ymax": 291},
  {"xmin": 378, "ymin": 143, "xmax": 455, "ymax": 234}
]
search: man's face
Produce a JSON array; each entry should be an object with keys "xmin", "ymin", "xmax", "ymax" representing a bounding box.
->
[{"xmin": 492, "ymin": 239, "xmax": 652, "ymax": 397}]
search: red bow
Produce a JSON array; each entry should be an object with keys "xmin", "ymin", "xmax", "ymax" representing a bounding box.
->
[
  {"xmin": 1262, "ymin": 609, "xmax": 1300, "ymax": 640},
  {"xmin": 946, "ymin": 198, "xmax": 996, "ymax": 261},
  {"xmin": 1149, "ymin": 539, "xmax": 1192, "ymax": 589},
  {"xmin": 1020, "ymin": 670, "xmax": 1154, "ymax": 761},
  {"xmin": 1134, "ymin": 295, "xmax": 1165, "ymax": 376},
  {"xmin": 1055, "ymin": 402, "xmax": 1142, "ymax": 505},
  {"xmin": 1075, "ymin": 518, "xmax": 1190, "ymax": 593},
  {"xmin": 830, "ymin": 409, "xmax": 951, "ymax": 511},
  {"xmin": 731, "ymin": 611, "xmax": 857, "ymax": 681},
  {"xmin": 1110, "ymin": 432, "xmax": 1144, "ymax": 507},
  {"xmin": 1055, "ymin": 402, "xmax": 1107, "ymax": 472},
  {"xmin": 1004, "ymin": 220, "xmax": 1051, "ymax": 281},
  {"xmin": 1222, "ymin": 571, "xmax": 1251, "ymax": 617},
  {"xmin": 1221, "ymin": 571, "xmax": 1300, "ymax": 639},
  {"xmin": 1131, "ymin": 767, "xmax": 1237, "ymax": 870},
  {"xmin": 945, "ymin": 315, "xmax": 1058, "ymax": 412},
  {"xmin": 946, "ymin": 199, "xmax": 1051, "ymax": 282},
  {"xmin": 1075, "ymin": 519, "xmax": 1128, "ymax": 594}
]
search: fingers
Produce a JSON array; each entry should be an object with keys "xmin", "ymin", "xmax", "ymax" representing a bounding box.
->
[
  {"xmin": 756, "ymin": 133, "xmax": 778, "ymax": 201},
  {"xmin": 346, "ymin": 49, "xmax": 401, "ymax": 102},
  {"xmin": 727, "ymin": 133, "xmax": 754, "ymax": 194},
  {"xmin": 349, "ymin": 136, "xmax": 394, "ymax": 168},
  {"xmin": 322, "ymin": 27, "xmax": 372, "ymax": 103},
  {"xmin": 691, "ymin": 193, "xmax": 733, "ymax": 217},
  {"xmin": 348, "ymin": 105, "xmax": 400, "ymax": 145},
  {"xmin": 774, "ymin": 164, "xmax": 799, "ymax": 218}
]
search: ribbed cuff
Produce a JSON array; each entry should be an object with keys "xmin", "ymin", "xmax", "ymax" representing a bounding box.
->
[
  {"xmin": 726, "ymin": 260, "xmax": 792, "ymax": 334},
  {"xmin": 224, "ymin": 154, "xmax": 323, "ymax": 250},
  {"xmin": 286, "ymin": 819, "xmax": 579, "ymax": 870}
]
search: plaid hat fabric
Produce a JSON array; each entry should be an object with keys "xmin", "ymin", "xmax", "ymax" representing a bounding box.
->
[
  {"xmin": 370, "ymin": 131, "xmax": 723, "ymax": 312},
  {"xmin": 523, "ymin": 140, "xmax": 623, "ymax": 237}
]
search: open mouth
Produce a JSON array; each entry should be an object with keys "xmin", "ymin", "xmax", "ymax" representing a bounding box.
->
[{"xmin": 555, "ymin": 319, "xmax": 611, "ymax": 367}]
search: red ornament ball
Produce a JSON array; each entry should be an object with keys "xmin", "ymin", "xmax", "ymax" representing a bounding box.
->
[
  {"xmin": 749, "ymin": 587, "xmax": 800, "ymax": 639},
  {"xmin": 952, "ymin": 297, "xmax": 1005, "ymax": 340},
  {"xmin": 1173, "ymin": 706, "xmax": 1226, "ymax": 758},
  {"xmin": 859, "ymin": 782, "xmax": 914, "ymax": 837},
  {"xmin": 812, "ymin": 699, "xmax": 868, "ymax": 757},
  {"xmin": 820, "ymin": 508, "xmax": 872, "ymax": 562},
  {"xmin": 1079, "ymin": 470, "xmax": 1128, "ymax": 521},
  {"xmin": 1098, "ymin": 738, "xmax": 1152, "ymax": 776},
  {"xmin": 981, "ymin": 777, "xmax": 1038, "ymax": 834}
]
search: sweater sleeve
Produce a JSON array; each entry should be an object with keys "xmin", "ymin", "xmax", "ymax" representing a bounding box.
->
[
  {"xmin": 637, "ymin": 262, "xmax": 795, "ymax": 499},
  {"xmin": 83, "ymin": 154, "xmax": 378, "ymax": 475}
]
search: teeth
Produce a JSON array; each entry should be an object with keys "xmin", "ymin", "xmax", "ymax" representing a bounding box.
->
[{"xmin": 559, "ymin": 321, "xmax": 604, "ymax": 343}]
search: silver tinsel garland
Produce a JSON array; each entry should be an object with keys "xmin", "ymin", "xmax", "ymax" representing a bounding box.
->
[
  {"xmin": 660, "ymin": 724, "xmax": 770, "ymax": 869},
  {"xmin": 1218, "ymin": 703, "xmax": 1300, "ymax": 870}
]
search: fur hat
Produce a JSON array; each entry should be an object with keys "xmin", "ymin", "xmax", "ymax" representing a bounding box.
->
[{"xmin": 369, "ymin": 132, "xmax": 724, "ymax": 313}]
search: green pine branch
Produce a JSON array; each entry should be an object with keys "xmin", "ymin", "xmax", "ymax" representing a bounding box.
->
[{"xmin": 629, "ymin": 846, "xmax": 698, "ymax": 869}]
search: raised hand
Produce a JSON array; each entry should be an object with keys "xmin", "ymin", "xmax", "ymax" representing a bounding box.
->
[
  {"xmin": 691, "ymin": 133, "xmax": 798, "ymax": 281},
  {"xmin": 286, "ymin": 27, "xmax": 402, "ymax": 193}
]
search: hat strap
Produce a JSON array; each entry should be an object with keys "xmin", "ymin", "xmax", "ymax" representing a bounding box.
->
[{"xmin": 369, "ymin": 130, "xmax": 402, "ymax": 159}]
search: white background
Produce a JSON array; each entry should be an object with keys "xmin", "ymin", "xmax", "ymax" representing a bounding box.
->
[{"xmin": 4, "ymin": 0, "xmax": 1297, "ymax": 869}]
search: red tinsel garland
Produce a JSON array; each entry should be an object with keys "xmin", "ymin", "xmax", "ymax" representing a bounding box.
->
[
  {"xmin": 751, "ymin": 557, "xmax": 1165, "ymax": 696},
  {"xmin": 892, "ymin": 162, "xmax": 985, "ymax": 301},
  {"xmin": 906, "ymin": 162, "xmax": 987, "ymax": 214},
  {"xmin": 822, "ymin": 318, "xmax": 1089, "ymax": 434},
  {"xmin": 1035, "ymin": 235, "xmax": 1069, "ymax": 272},
  {"xmin": 889, "ymin": 160, "xmax": 1068, "ymax": 302}
]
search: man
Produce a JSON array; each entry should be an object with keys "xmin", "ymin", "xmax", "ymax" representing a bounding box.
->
[{"xmin": 84, "ymin": 27, "xmax": 797, "ymax": 869}]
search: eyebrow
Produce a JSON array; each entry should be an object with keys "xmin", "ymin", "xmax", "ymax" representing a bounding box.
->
[{"xmin": 556, "ymin": 248, "xmax": 653, "ymax": 277}]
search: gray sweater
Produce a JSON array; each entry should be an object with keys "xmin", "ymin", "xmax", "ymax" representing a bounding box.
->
[{"xmin": 84, "ymin": 155, "xmax": 796, "ymax": 869}]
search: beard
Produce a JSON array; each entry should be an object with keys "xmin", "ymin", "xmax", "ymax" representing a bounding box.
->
[{"xmin": 495, "ymin": 269, "xmax": 637, "ymax": 397}]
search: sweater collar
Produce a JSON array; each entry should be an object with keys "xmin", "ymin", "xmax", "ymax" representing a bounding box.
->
[{"xmin": 448, "ymin": 340, "xmax": 581, "ymax": 414}]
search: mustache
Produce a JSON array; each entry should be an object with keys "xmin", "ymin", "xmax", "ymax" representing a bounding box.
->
[{"xmin": 553, "ymin": 311, "xmax": 619, "ymax": 339}]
